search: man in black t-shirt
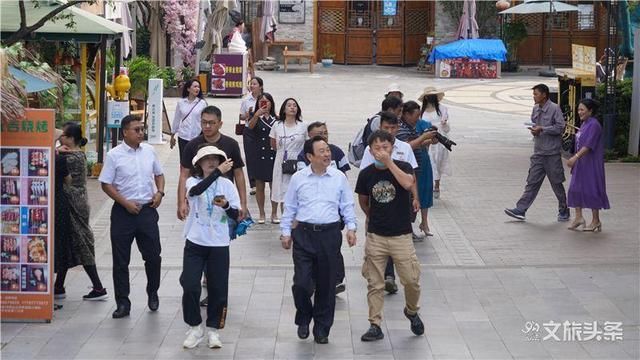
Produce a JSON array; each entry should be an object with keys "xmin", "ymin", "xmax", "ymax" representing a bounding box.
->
[
  {"xmin": 177, "ymin": 106, "xmax": 248, "ymax": 221},
  {"xmin": 355, "ymin": 130, "xmax": 424, "ymax": 342}
]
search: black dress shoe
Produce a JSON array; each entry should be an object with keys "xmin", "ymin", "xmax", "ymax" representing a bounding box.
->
[
  {"xmin": 112, "ymin": 304, "xmax": 130, "ymax": 319},
  {"xmin": 148, "ymin": 292, "xmax": 159, "ymax": 311},
  {"xmin": 314, "ymin": 335, "xmax": 328, "ymax": 344},
  {"xmin": 297, "ymin": 324, "xmax": 309, "ymax": 339}
]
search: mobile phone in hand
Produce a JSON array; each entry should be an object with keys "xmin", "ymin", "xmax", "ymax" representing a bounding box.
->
[{"xmin": 259, "ymin": 99, "xmax": 268, "ymax": 109}]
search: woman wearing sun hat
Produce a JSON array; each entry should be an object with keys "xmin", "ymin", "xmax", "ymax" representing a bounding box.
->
[
  {"xmin": 419, "ymin": 87, "xmax": 451, "ymax": 199},
  {"xmin": 181, "ymin": 145, "xmax": 240, "ymax": 350}
]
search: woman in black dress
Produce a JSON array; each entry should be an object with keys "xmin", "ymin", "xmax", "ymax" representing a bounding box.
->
[
  {"xmin": 54, "ymin": 122, "xmax": 107, "ymax": 301},
  {"xmin": 246, "ymin": 92, "xmax": 278, "ymax": 223}
]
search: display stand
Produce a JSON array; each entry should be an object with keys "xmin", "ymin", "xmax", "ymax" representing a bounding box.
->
[{"xmin": 209, "ymin": 52, "xmax": 248, "ymax": 98}]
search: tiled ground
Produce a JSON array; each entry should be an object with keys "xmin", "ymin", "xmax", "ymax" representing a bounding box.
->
[{"xmin": 2, "ymin": 66, "xmax": 638, "ymax": 359}]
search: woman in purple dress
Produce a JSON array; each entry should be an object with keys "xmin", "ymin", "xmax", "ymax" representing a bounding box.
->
[{"xmin": 566, "ymin": 99, "xmax": 610, "ymax": 232}]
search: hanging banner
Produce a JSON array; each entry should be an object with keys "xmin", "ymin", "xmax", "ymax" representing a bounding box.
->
[
  {"xmin": 147, "ymin": 79, "xmax": 164, "ymax": 144},
  {"xmin": 1, "ymin": 109, "xmax": 55, "ymax": 322}
]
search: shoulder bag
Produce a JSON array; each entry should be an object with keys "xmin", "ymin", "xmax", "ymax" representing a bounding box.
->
[{"xmin": 281, "ymin": 123, "xmax": 298, "ymax": 175}]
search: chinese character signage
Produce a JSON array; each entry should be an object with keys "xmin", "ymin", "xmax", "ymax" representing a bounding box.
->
[
  {"xmin": 147, "ymin": 79, "xmax": 164, "ymax": 144},
  {"xmin": 279, "ymin": 0, "xmax": 305, "ymax": 24},
  {"xmin": 438, "ymin": 58, "xmax": 500, "ymax": 79},
  {"xmin": 1, "ymin": 109, "xmax": 55, "ymax": 321},
  {"xmin": 210, "ymin": 53, "xmax": 248, "ymax": 98}
]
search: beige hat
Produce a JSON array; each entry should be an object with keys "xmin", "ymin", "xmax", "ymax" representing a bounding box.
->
[
  {"xmin": 192, "ymin": 145, "xmax": 227, "ymax": 166},
  {"xmin": 417, "ymin": 86, "xmax": 445, "ymax": 102},
  {"xmin": 385, "ymin": 83, "xmax": 403, "ymax": 97}
]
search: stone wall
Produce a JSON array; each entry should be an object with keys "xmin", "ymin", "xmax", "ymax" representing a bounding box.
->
[
  {"xmin": 435, "ymin": 1, "xmax": 459, "ymax": 44},
  {"xmin": 267, "ymin": 0, "xmax": 315, "ymax": 62}
]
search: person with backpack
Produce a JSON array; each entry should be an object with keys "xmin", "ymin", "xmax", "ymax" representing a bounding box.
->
[{"xmin": 348, "ymin": 96, "xmax": 403, "ymax": 168}]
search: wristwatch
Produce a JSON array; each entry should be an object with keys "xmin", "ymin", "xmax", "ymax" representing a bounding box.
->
[{"xmin": 157, "ymin": 191, "xmax": 165, "ymax": 197}]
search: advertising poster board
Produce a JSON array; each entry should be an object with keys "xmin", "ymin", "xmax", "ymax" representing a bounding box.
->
[
  {"xmin": 279, "ymin": 0, "xmax": 305, "ymax": 24},
  {"xmin": 210, "ymin": 53, "xmax": 247, "ymax": 98},
  {"xmin": 147, "ymin": 79, "xmax": 164, "ymax": 144},
  {"xmin": 437, "ymin": 58, "xmax": 500, "ymax": 79},
  {"xmin": 1, "ymin": 109, "xmax": 55, "ymax": 322}
]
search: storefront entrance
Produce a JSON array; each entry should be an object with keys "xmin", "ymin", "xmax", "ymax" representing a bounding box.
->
[{"xmin": 317, "ymin": 1, "xmax": 435, "ymax": 65}]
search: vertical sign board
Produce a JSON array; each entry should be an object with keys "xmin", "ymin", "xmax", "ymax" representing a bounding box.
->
[
  {"xmin": 147, "ymin": 79, "xmax": 164, "ymax": 144},
  {"xmin": 210, "ymin": 53, "xmax": 247, "ymax": 98},
  {"xmin": 0, "ymin": 109, "xmax": 55, "ymax": 322}
]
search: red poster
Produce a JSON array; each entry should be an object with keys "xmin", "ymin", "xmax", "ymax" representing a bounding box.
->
[
  {"xmin": 439, "ymin": 58, "xmax": 499, "ymax": 79},
  {"xmin": 210, "ymin": 53, "xmax": 247, "ymax": 97},
  {"xmin": 1, "ymin": 109, "xmax": 55, "ymax": 322}
]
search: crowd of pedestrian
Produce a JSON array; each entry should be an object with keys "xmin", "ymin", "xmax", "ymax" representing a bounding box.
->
[{"xmin": 51, "ymin": 77, "xmax": 610, "ymax": 350}]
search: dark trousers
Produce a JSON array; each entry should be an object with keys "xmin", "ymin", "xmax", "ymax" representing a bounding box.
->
[
  {"xmin": 110, "ymin": 203, "xmax": 162, "ymax": 308},
  {"xmin": 177, "ymin": 137, "xmax": 189, "ymax": 161},
  {"xmin": 180, "ymin": 240, "xmax": 229, "ymax": 329},
  {"xmin": 336, "ymin": 239, "xmax": 345, "ymax": 284},
  {"xmin": 292, "ymin": 223, "xmax": 341, "ymax": 338}
]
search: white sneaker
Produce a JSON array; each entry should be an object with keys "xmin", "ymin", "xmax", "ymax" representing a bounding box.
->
[
  {"xmin": 183, "ymin": 325, "xmax": 204, "ymax": 349},
  {"xmin": 207, "ymin": 329, "xmax": 222, "ymax": 349}
]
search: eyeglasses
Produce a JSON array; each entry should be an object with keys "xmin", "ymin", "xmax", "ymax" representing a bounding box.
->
[{"xmin": 201, "ymin": 120, "xmax": 217, "ymax": 127}]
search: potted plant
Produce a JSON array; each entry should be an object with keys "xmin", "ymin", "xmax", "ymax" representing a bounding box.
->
[
  {"xmin": 158, "ymin": 67, "xmax": 180, "ymax": 97},
  {"xmin": 502, "ymin": 19, "xmax": 528, "ymax": 72},
  {"xmin": 125, "ymin": 56, "xmax": 160, "ymax": 99},
  {"xmin": 321, "ymin": 44, "xmax": 336, "ymax": 67}
]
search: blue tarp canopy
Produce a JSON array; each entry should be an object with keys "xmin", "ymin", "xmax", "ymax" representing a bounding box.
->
[
  {"xmin": 8, "ymin": 66, "xmax": 56, "ymax": 93},
  {"xmin": 428, "ymin": 39, "xmax": 507, "ymax": 63}
]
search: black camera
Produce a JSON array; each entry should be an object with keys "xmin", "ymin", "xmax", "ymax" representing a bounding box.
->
[{"xmin": 428, "ymin": 126, "xmax": 457, "ymax": 151}]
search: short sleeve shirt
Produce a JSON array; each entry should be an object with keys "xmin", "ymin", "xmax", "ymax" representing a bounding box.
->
[
  {"xmin": 355, "ymin": 160, "xmax": 414, "ymax": 237},
  {"xmin": 181, "ymin": 134, "xmax": 245, "ymax": 182}
]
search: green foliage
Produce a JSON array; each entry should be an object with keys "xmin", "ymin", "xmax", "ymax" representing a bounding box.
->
[
  {"xmin": 180, "ymin": 66, "xmax": 195, "ymax": 82},
  {"xmin": 441, "ymin": 1, "xmax": 500, "ymax": 38},
  {"xmin": 157, "ymin": 67, "xmax": 178, "ymax": 88},
  {"xmin": 596, "ymin": 79, "xmax": 633, "ymax": 158},
  {"xmin": 322, "ymin": 44, "xmax": 336, "ymax": 59},
  {"xmin": 125, "ymin": 56, "xmax": 160, "ymax": 98},
  {"xmin": 503, "ymin": 20, "xmax": 528, "ymax": 62},
  {"xmin": 621, "ymin": 155, "xmax": 640, "ymax": 163}
]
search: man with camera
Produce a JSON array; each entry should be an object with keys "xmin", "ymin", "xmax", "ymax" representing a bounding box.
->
[{"xmin": 504, "ymin": 84, "xmax": 569, "ymax": 222}]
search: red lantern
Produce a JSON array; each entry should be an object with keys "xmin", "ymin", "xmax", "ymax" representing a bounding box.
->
[{"xmin": 496, "ymin": 0, "xmax": 510, "ymax": 11}]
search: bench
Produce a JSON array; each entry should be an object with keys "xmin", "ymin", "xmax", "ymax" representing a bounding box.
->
[
  {"xmin": 283, "ymin": 46, "xmax": 316, "ymax": 73},
  {"xmin": 265, "ymin": 39, "xmax": 304, "ymax": 56}
]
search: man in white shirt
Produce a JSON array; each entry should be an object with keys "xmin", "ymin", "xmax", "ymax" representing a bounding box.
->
[
  {"xmin": 99, "ymin": 115, "xmax": 165, "ymax": 319},
  {"xmin": 280, "ymin": 136, "xmax": 357, "ymax": 345}
]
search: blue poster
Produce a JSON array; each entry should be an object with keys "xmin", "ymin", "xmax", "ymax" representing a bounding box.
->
[{"xmin": 383, "ymin": 0, "xmax": 397, "ymax": 16}]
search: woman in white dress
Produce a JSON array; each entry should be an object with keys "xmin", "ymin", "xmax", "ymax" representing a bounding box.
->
[
  {"xmin": 170, "ymin": 79, "xmax": 207, "ymax": 158},
  {"xmin": 269, "ymin": 98, "xmax": 306, "ymax": 223},
  {"xmin": 419, "ymin": 87, "xmax": 451, "ymax": 199}
]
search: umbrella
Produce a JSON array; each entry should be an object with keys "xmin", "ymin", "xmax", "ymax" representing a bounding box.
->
[
  {"xmin": 260, "ymin": 0, "xmax": 277, "ymax": 43},
  {"xmin": 499, "ymin": 0, "xmax": 579, "ymax": 14},
  {"xmin": 499, "ymin": 0, "xmax": 579, "ymax": 76},
  {"xmin": 202, "ymin": 0, "xmax": 236, "ymax": 59},
  {"xmin": 456, "ymin": 0, "xmax": 479, "ymax": 40},
  {"xmin": 149, "ymin": 2, "xmax": 166, "ymax": 68}
]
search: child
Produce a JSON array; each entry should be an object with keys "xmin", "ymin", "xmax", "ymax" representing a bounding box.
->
[{"xmin": 181, "ymin": 145, "xmax": 240, "ymax": 349}]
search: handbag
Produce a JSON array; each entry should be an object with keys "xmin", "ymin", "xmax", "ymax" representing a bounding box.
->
[
  {"xmin": 280, "ymin": 124, "xmax": 298, "ymax": 175},
  {"xmin": 235, "ymin": 118, "xmax": 245, "ymax": 136},
  {"xmin": 561, "ymin": 133, "xmax": 576, "ymax": 158}
]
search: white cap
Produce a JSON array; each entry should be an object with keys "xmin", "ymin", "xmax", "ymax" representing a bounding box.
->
[{"xmin": 385, "ymin": 83, "xmax": 403, "ymax": 97}]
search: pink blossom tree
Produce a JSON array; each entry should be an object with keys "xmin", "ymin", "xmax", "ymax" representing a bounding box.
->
[{"xmin": 162, "ymin": 0, "xmax": 199, "ymax": 68}]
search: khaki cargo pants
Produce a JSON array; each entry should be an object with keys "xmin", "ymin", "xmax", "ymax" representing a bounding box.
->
[{"xmin": 362, "ymin": 232, "xmax": 421, "ymax": 326}]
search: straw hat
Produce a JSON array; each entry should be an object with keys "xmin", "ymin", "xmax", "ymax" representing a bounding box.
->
[
  {"xmin": 192, "ymin": 145, "xmax": 227, "ymax": 166},
  {"xmin": 417, "ymin": 86, "xmax": 445, "ymax": 103}
]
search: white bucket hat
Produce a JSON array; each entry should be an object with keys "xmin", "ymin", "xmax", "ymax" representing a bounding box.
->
[
  {"xmin": 385, "ymin": 83, "xmax": 403, "ymax": 97},
  {"xmin": 417, "ymin": 86, "xmax": 445, "ymax": 103},
  {"xmin": 192, "ymin": 145, "xmax": 227, "ymax": 166}
]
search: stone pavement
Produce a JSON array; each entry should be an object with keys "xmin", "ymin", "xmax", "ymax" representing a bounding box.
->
[{"xmin": 2, "ymin": 65, "xmax": 639, "ymax": 360}]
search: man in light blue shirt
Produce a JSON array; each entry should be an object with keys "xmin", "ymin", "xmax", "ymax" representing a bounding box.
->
[{"xmin": 280, "ymin": 136, "xmax": 357, "ymax": 345}]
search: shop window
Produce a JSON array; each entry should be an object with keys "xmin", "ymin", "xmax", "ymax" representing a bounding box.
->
[{"xmin": 551, "ymin": 12, "xmax": 569, "ymax": 30}]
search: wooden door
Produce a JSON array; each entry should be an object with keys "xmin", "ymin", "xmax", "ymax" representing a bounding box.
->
[
  {"xmin": 376, "ymin": 0, "xmax": 404, "ymax": 65},
  {"xmin": 403, "ymin": 1, "xmax": 433, "ymax": 65},
  {"xmin": 317, "ymin": 1, "xmax": 347, "ymax": 64},
  {"xmin": 346, "ymin": 1, "xmax": 374, "ymax": 64}
]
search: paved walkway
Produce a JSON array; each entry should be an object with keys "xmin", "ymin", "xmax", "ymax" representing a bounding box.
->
[{"xmin": 2, "ymin": 66, "xmax": 639, "ymax": 360}]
